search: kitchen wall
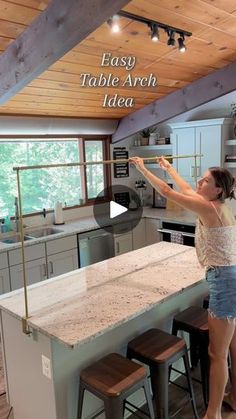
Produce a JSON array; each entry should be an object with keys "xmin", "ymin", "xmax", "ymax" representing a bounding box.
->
[
  {"xmin": 110, "ymin": 118, "xmax": 236, "ymax": 215},
  {"xmin": 0, "ymin": 115, "xmax": 118, "ymax": 136},
  {"xmin": 110, "ymin": 135, "xmax": 166, "ymax": 207},
  {"xmin": 1, "ymin": 112, "xmax": 235, "ymax": 223}
]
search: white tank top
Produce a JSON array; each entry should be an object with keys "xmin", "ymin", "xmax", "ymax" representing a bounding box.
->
[{"xmin": 195, "ymin": 202, "xmax": 236, "ymax": 267}]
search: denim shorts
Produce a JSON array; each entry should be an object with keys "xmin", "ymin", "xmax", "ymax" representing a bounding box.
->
[{"xmin": 206, "ymin": 265, "xmax": 236, "ymax": 320}]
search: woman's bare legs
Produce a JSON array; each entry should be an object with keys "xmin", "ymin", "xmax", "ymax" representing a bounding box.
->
[
  {"xmin": 224, "ymin": 327, "xmax": 236, "ymax": 410},
  {"xmin": 203, "ymin": 315, "xmax": 235, "ymax": 419}
]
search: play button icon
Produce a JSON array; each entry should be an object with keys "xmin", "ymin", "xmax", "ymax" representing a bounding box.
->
[
  {"xmin": 93, "ymin": 185, "xmax": 143, "ymax": 234},
  {"xmin": 110, "ymin": 201, "xmax": 128, "ymax": 219}
]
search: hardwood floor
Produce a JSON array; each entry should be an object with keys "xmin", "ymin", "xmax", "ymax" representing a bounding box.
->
[
  {"xmin": 0, "ymin": 370, "xmax": 235, "ymax": 418},
  {"xmin": 128, "ymin": 369, "xmax": 236, "ymax": 419}
]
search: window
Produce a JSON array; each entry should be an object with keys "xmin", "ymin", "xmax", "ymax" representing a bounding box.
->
[
  {"xmin": 84, "ymin": 140, "xmax": 105, "ymax": 199},
  {"xmin": 0, "ymin": 137, "xmax": 110, "ymax": 217}
]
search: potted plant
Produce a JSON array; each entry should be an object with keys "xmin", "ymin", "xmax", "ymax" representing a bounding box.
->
[{"xmin": 140, "ymin": 126, "xmax": 159, "ymax": 145}]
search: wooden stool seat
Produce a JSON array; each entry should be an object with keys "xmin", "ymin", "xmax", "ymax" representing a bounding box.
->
[
  {"xmin": 173, "ymin": 306, "xmax": 208, "ymax": 333},
  {"xmin": 77, "ymin": 353, "xmax": 155, "ymax": 419},
  {"xmin": 127, "ymin": 328, "xmax": 186, "ymax": 364},
  {"xmin": 80, "ymin": 353, "xmax": 146, "ymax": 397},
  {"xmin": 127, "ymin": 328, "xmax": 199, "ymax": 419}
]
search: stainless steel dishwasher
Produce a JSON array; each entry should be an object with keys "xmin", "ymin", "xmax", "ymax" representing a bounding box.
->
[{"xmin": 78, "ymin": 227, "xmax": 114, "ymax": 267}]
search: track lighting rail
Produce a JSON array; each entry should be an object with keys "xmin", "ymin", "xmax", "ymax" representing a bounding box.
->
[{"xmin": 118, "ymin": 10, "xmax": 192, "ymax": 38}]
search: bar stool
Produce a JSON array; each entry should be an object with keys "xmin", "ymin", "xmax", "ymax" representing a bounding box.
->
[
  {"xmin": 127, "ymin": 328, "xmax": 199, "ymax": 419},
  {"xmin": 172, "ymin": 306, "xmax": 209, "ymax": 407},
  {"xmin": 77, "ymin": 352, "xmax": 155, "ymax": 419}
]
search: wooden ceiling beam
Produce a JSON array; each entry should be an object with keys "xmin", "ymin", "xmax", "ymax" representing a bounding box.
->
[
  {"xmin": 112, "ymin": 60, "xmax": 236, "ymax": 142},
  {"xmin": 0, "ymin": 0, "xmax": 132, "ymax": 104}
]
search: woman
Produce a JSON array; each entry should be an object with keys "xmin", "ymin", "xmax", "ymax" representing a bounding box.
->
[{"xmin": 130, "ymin": 155, "xmax": 236, "ymax": 419}]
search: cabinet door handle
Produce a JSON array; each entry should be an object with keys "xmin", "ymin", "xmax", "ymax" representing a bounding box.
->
[
  {"xmin": 190, "ymin": 165, "xmax": 196, "ymax": 177},
  {"xmin": 49, "ymin": 261, "xmax": 54, "ymax": 275},
  {"xmin": 116, "ymin": 242, "xmax": 120, "ymax": 254}
]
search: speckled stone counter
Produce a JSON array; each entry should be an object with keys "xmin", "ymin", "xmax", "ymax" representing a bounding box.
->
[
  {"xmin": 0, "ymin": 207, "xmax": 196, "ymax": 252},
  {"xmin": 0, "ymin": 242, "xmax": 204, "ymax": 348},
  {"xmin": 0, "ymin": 242, "xmax": 206, "ymax": 419}
]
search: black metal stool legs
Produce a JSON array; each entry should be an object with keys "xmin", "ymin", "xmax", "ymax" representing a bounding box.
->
[
  {"xmin": 143, "ymin": 379, "xmax": 155, "ymax": 419},
  {"xmin": 199, "ymin": 334, "xmax": 209, "ymax": 408},
  {"xmin": 77, "ymin": 383, "xmax": 85, "ymax": 419},
  {"xmin": 183, "ymin": 348, "xmax": 200, "ymax": 419},
  {"xmin": 104, "ymin": 399, "xmax": 124, "ymax": 419},
  {"xmin": 150, "ymin": 364, "xmax": 169, "ymax": 419}
]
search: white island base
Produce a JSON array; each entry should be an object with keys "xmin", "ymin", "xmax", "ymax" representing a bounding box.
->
[{"xmin": 0, "ymin": 243, "xmax": 207, "ymax": 419}]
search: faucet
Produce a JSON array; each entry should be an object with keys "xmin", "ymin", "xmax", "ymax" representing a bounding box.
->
[{"xmin": 14, "ymin": 197, "xmax": 20, "ymax": 232}]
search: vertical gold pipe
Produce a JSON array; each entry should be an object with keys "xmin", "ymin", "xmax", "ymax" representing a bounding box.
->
[{"xmin": 16, "ymin": 169, "xmax": 30, "ymax": 334}]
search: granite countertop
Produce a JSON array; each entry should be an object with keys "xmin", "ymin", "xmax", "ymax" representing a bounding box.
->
[
  {"xmin": 0, "ymin": 208, "xmax": 196, "ymax": 252},
  {"xmin": 0, "ymin": 242, "xmax": 204, "ymax": 348}
]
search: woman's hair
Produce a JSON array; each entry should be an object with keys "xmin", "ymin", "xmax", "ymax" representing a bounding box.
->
[{"xmin": 209, "ymin": 167, "xmax": 236, "ymax": 201}]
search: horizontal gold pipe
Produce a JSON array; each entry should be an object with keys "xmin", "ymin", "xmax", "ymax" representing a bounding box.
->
[{"xmin": 13, "ymin": 153, "xmax": 203, "ymax": 171}]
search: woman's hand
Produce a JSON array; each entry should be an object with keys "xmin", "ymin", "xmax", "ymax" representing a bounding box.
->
[
  {"xmin": 158, "ymin": 156, "xmax": 171, "ymax": 171},
  {"xmin": 130, "ymin": 157, "xmax": 146, "ymax": 173}
]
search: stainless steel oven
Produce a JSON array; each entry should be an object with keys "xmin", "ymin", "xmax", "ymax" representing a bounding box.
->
[{"xmin": 157, "ymin": 221, "xmax": 195, "ymax": 247}]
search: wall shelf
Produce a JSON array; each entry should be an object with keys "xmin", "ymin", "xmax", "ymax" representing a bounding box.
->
[
  {"xmin": 224, "ymin": 162, "xmax": 236, "ymax": 168},
  {"xmin": 130, "ymin": 144, "xmax": 172, "ymax": 151},
  {"xmin": 225, "ymin": 140, "xmax": 236, "ymax": 145}
]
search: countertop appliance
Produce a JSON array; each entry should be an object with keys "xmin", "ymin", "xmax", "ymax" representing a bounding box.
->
[
  {"xmin": 153, "ymin": 184, "xmax": 173, "ymax": 208},
  {"xmin": 78, "ymin": 227, "xmax": 114, "ymax": 268},
  {"xmin": 157, "ymin": 221, "xmax": 195, "ymax": 247}
]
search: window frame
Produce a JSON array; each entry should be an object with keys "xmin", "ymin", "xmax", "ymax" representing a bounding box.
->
[
  {"xmin": 0, "ymin": 134, "xmax": 111, "ymax": 218},
  {"xmin": 82, "ymin": 136, "xmax": 111, "ymax": 205}
]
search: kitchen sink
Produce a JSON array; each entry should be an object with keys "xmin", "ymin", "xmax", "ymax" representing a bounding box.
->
[
  {"xmin": 0, "ymin": 227, "xmax": 64, "ymax": 244},
  {"xmin": 28, "ymin": 227, "xmax": 64, "ymax": 238},
  {"xmin": 0, "ymin": 234, "xmax": 33, "ymax": 244}
]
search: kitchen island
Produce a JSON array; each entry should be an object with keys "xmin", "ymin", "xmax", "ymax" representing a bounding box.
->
[{"xmin": 0, "ymin": 242, "xmax": 206, "ymax": 419}]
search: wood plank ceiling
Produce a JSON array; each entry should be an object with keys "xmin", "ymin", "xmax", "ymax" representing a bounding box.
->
[{"xmin": 0, "ymin": 0, "xmax": 236, "ymax": 119}]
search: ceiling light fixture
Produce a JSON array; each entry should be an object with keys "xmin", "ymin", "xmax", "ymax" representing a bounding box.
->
[
  {"xmin": 108, "ymin": 10, "xmax": 192, "ymax": 52},
  {"xmin": 107, "ymin": 15, "xmax": 120, "ymax": 33},
  {"xmin": 167, "ymin": 29, "xmax": 176, "ymax": 47},
  {"xmin": 178, "ymin": 34, "xmax": 186, "ymax": 52},
  {"xmin": 150, "ymin": 23, "xmax": 159, "ymax": 42}
]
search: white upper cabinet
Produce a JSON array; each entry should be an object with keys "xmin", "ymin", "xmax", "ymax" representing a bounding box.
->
[
  {"xmin": 170, "ymin": 118, "xmax": 233, "ymax": 184},
  {"xmin": 195, "ymin": 125, "xmax": 223, "ymax": 174}
]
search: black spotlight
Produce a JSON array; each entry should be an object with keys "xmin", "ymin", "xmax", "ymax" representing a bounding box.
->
[
  {"xmin": 178, "ymin": 34, "xmax": 186, "ymax": 52},
  {"xmin": 150, "ymin": 23, "xmax": 159, "ymax": 42},
  {"xmin": 167, "ymin": 30, "xmax": 175, "ymax": 46}
]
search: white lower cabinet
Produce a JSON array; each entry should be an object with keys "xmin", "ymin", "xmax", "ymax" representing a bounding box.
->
[
  {"xmin": 145, "ymin": 218, "xmax": 162, "ymax": 245},
  {"xmin": 47, "ymin": 249, "xmax": 78, "ymax": 278},
  {"xmin": 8, "ymin": 235, "xmax": 78, "ymax": 291},
  {"xmin": 10, "ymin": 258, "xmax": 47, "ymax": 291},
  {"xmin": 4, "ymin": 221, "xmax": 165, "ymax": 292},
  {"xmin": 0, "ymin": 252, "xmax": 10, "ymax": 293},
  {"xmin": 9, "ymin": 243, "xmax": 46, "ymax": 291},
  {"xmin": 46, "ymin": 235, "xmax": 78, "ymax": 278},
  {"xmin": 132, "ymin": 219, "xmax": 146, "ymax": 250},
  {"xmin": 0, "ymin": 268, "xmax": 11, "ymax": 293},
  {"xmin": 114, "ymin": 232, "xmax": 133, "ymax": 256}
]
